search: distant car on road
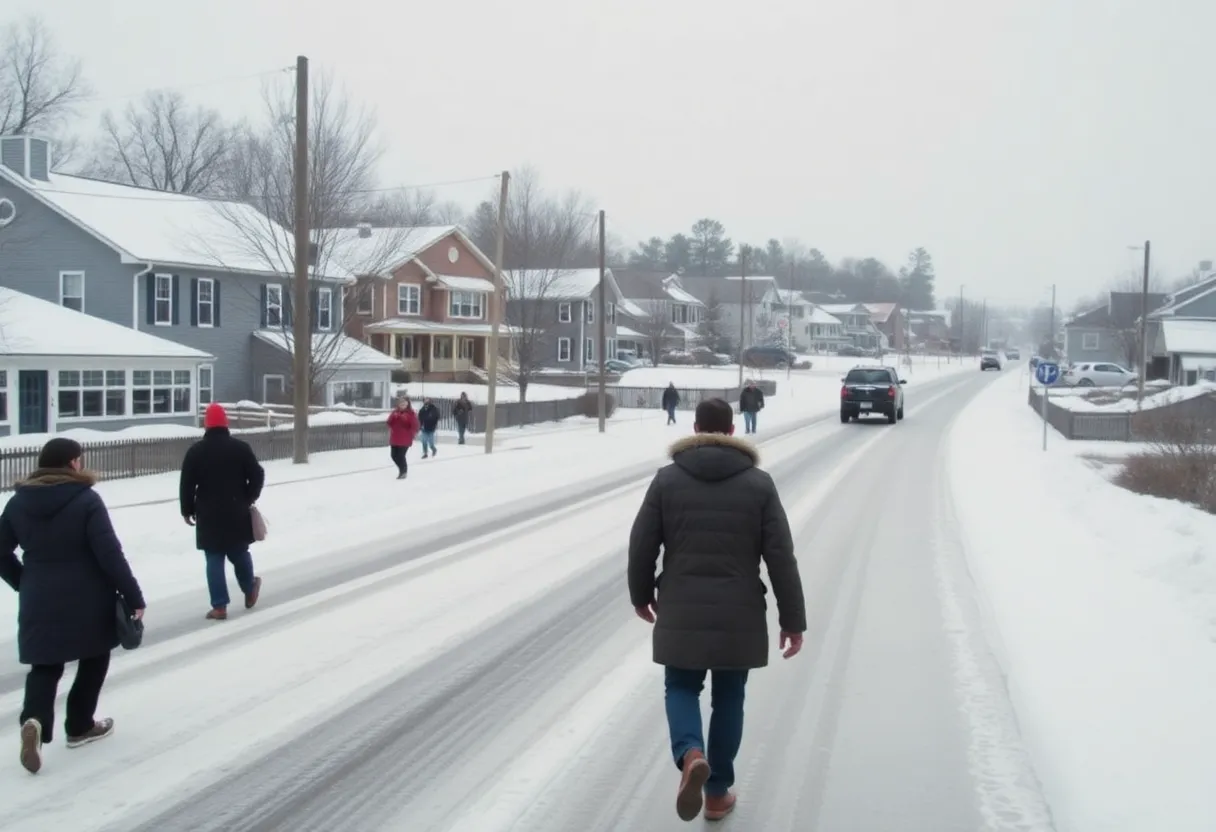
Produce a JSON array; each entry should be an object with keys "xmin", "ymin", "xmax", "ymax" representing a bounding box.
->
[
  {"xmin": 742, "ymin": 345, "xmax": 795, "ymax": 369},
  {"xmin": 840, "ymin": 365, "xmax": 906, "ymax": 424},
  {"xmin": 1006, "ymin": 347, "xmax": 1021, "ymax": 360},
  {"xmin": 980, "ymin": 350, "xmax": 1002, "ymax": 371}
]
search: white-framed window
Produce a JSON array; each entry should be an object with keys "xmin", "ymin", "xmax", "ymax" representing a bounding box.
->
[
  {"xmin": 671, "ymin": 304, "xmax": 692, "ymax": 325},
  {"xmin": 449, "ymin": 291, "xmax": 484, "ymax": 319},
  {"xmin": 584, "ymin": 338, "xmax": 594, "ymax": 363},
  {"xmin": 154, "ymin": 274, "xmax": 173, "ymax": 325},
  {"xmin": 606, "ymin": 302, "xmax": 616, "ymax": 324},
  {"xmin": 585, "ymin": 301, "xmax": 595, "ymax": 323},
  {"xmin": 317, "ymin": 287, "xmax": 333, "ymax": 331},
  {"xmin": 398, "ymin": 284, "xmax": 421, "ymax": 315},
  {"xmin": 331, "ymin": 380, "xmax": 384, "ymax": 409},
  {"xmin": 558, "ymin": 302, "xmax": 572, "ymax": 323},
  {"xmin": 59, "ymin": 271, "xmax": 85, "ymax": 312},
  {"xmin": 265, "ymin": 284, "xmax": 283, "ymax": 327},
  {"xmin": 0, "ymin": 370, "xmax": 8, "ymax": 423},
  {"xmin": 197, "ymin": 278, "xmax": 215, "ymax": 327},
  {"xmin": 198, "ymin": 365, "xmax": 214, "ymax": 405},
  {"xmin": 395, "ymin": 336, "xmax": 416, "ymax": 359},
  {"xmin": 459, "ymin": 337, "xmax": 475, "ymax": 360},
  {"xmin": 557, "ymin": 337, "xmax": 572, "ymax": 362},
  {"xmin": 57, "ymin": 370, "xmax": 127, "ymax": 418},
  {"xmin": 433, "ymin": 337, "xmax": 454, "ymax": 359},
  {"xmin": 1082, "ymin": 332, "xmax": 1100, "ymax": 350},
  {"xmin": 132, "ymin": 369, "xmax": 192, "ymax": 415},
  {"xmin": 262, "ymin": 374, "xmax": 286, "ymax": 403},
  {"xmin": 355, "ymin": 283, "xmax": 373, "ymax": 315}
]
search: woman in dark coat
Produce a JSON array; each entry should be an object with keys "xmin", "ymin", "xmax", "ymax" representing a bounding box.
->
[{"xmin": 0, "ymin": 437, "xmax": 145, "ymax": 775}]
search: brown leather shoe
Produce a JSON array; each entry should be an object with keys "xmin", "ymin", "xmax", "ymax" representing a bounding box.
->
[
  {"xmin": 704, "ymin": 791, "xmax": 737, "ymax": 821},
  {"xmin": 244, "ymin": 576, "xmax": 262, "ymax": 610},
  {"xmin": 205, "ymin": 607, "xmax": 227, "ymax": 620},
  {"xmin": 676, "ymin": 749, "xmax": 711, "ymax": 821}
]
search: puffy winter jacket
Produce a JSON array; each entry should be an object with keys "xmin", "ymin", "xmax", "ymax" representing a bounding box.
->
[{"xmin": 387, "ymin": 408, "xmax": 420, "ymax": 446}]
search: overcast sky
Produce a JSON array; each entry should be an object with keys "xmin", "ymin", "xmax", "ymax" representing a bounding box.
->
[{"xmin": 9, "ymin": 0, "xmax": 1214, "ymax": 308}]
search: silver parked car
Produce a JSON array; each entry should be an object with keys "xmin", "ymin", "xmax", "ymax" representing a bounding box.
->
[{"xmin": 1061, "ymin": 362, "xmax": 1136, "ymax": 387}]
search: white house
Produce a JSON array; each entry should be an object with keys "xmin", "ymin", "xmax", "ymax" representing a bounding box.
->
[{"xmin": 0, "ymin": 286, "xmax": 213, "ymax": 437}]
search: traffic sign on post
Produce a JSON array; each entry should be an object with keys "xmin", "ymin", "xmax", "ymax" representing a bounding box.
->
[{"xmin": 1035, "ymin": 362, "xmax": 1060, "ymax": 386}]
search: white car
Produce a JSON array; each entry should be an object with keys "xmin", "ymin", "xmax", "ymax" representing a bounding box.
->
[{"xmin": 1062, "ymin": 362, "xmax": 1136, "ymax": 388}]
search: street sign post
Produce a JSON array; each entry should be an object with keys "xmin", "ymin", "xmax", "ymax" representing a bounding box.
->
[{"xmin": 1034, "ymin": 361, "xmax": 1060, "ymax": 451}]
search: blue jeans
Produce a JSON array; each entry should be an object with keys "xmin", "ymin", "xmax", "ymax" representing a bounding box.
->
[
  {"xmin": 665, "ymin": 667, "xmax": 748, "ymax": 797},
  {"xmin": 742, "ymin": 411, "xmax": 757, "ymax": 433},
  {"xmin": 420, "ymin": 430, "xmax": 437, "ymax": 454},
  {"xmin": 455, "ymin": 420, "xmax": 467, "ymax": 444},
  {"xmin": 666, "ymin": 405, "xmax": 676, "ymax": 424},
  {"xmin": 204, "ymin": 550, "xmax": 255, "ymax": 608}
]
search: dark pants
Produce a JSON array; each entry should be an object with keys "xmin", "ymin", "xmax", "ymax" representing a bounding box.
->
[
  {"xmin": 204, "ymin": 549, "xmax": 255, "ymax": 609},
  {"xmin": 455, "ymin": 419, "xmax": 467, "ymax": 444},
  {"xmin": 743, "ymin": 411, "xmax": 757, "ymax": 433},
  {"xmin": 666, "ymin": 405, "xmax": 677, "ymax": 424},
  {"xmin": 20, "ymin": 653, "xmax": 111, "ymax": 743},
  {"xmin": 665, "ymin": 667, "xmax": 748, "ymax": 797},
  {"xmin": 390, "ymin": 444, "xmax": 409, "ymax": 475}
]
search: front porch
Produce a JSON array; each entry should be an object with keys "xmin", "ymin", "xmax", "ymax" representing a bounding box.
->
[{"xmin": 365, "ymin": 321, "xmax": 519, "ymax": 381}]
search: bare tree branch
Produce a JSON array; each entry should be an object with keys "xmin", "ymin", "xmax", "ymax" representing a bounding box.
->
[
  {"xmin": 0, "ymin": 16, "xmax": 87, "ymax": 136},
  {"xmin": 89, "ymin": 90, "xmax": 237, "ymax": 194},
  {"xmin": 631, "ymin": 299, "xmax": 676, "ymax": 365}
]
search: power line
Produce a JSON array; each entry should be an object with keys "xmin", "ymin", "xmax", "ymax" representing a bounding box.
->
[{"xmin": 76, "ymin": 67, "xmax": 294, "ymax": 105}]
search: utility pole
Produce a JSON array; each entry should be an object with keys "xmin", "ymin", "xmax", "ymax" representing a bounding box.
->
[
  {"xmin": 596, "ymin": 209, "xmax": 607, "ymax": 432},
  {"xmin": 290, "ymin": 55, "xmax": 310, "ymax": 464},
  {"xmin": 958, "ymin": 284, "xmax": 964, "ymax": 357},
  {"xmin": 484, "ymin": 170, "xmax": 509, "ymax": 454},
  {"xmin": 981, "ymin": 298, "xmax": 987, "ymax": 348},
  {"xmin": 786, "ymin": 262, "xmax": 794, "ymax": 382},
  {"xmin": 1047, "ymin": 284, "xmax": 1056, "ymax": 358},
  {"xmin": 737, "ymin": 247, "xmax": 748, "ymax": 388},
  {"xmin": 1138, "ymin": 240, "xmax": 1151, "ymax": 401}
]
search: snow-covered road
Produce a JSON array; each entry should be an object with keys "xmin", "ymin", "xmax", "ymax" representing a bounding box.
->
[{"xmin": 0, "ymin": 371, "xmax": 1054, "ymax": 832}]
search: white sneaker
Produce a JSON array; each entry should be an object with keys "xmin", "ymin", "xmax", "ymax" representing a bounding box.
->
[{"xmin": 19, "ymin": 718, "xmax": 41, "ymax": 774}]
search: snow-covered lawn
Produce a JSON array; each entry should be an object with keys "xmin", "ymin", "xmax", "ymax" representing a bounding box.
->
[
  {"xmin": 1038, "ymin": 379, "xmax": 1214, "ymax": 412},
  {"xmin": 949, "ymin": 369, "xmax": 1216, "ymax": 832},
  {"xmin": 393, "ymin": 381, "xmax": 586, "ymax": 403}
]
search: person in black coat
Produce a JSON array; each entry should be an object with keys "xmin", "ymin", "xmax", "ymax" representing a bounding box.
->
[
  {"xmin": 628, "ymin": 398, "xmax": 806, "ymax": 822},
  {"xmin": 661, "ymin": 383, "xmax": 680, "ymax": 425},
  {"xmin": 417, "ymin": 398, "xmax": 440, "ymax": 458},
  {"xmin": 180, "ymin": 403, "xmax": 266, "ymax": 621},
  {"xmin": 0, "ymin": 437, "xmax": 145, "ymax": 775},
  {"xmin": 452, "ymin": 393, "xmax": 473, "ymax": 445},
  {"xmin": 738, "ymin": 383, "xmax": 765, "ymax": 435}
]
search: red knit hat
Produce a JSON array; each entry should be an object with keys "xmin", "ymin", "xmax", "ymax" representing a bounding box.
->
[{"xmin": 203, "ymin": 402, "xmax": 229, "ymax": 429}]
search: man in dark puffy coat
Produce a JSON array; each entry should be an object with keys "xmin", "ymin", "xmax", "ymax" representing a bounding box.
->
[
  {"xmin": 738, "ymin": 382, "xmax": 764, "ymax": 435},
  {"xmin": 417, "ymin": 398, "xmax": 440, "ymax": 458},
  {"xmin": 628, "ymin": 397, "xmax": 806, "ymax": 822},
  {"xmin": 661, "ymin": 383, "xmax": 680, "ymax": 425},
  {"xmin": 0, "ymin": 437, "xmax": 145, "ymax": 774},
  {"xmin": 180, "ymin": 403, "xmax": 266, "ymax": 621}
]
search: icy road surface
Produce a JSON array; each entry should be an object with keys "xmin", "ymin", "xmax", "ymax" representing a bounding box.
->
[{"xmin": 0, "ymin": 372, "xmax": 1054, "ymax": 832}]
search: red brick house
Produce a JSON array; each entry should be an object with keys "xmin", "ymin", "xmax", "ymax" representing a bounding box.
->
[{"xmin": 332, "ymin": 224, "xmax": 516, "ymax": 381}]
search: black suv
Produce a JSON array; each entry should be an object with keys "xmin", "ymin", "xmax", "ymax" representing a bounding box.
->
[
  {"xmin": 840, "ymin": 366, "xmax": 906, "ymax": 424},
  {"xmin": 742, "ymin": 345, "xmax": 795, "ymax": 369}
]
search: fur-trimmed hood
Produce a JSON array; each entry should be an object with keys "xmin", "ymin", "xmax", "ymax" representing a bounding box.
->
[
  {"xmin": 10, "ymin": 468, "xmax": 99, "ymax": 519},
  {"xmin": 19, "ymin": 468, "xmax": 98, "ymax": 488},
  {"xmin": 668, "ymin": 433, "xmax": 758, "ymax": 483}
]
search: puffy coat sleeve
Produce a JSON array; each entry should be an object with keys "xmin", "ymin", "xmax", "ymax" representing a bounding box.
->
[
  {"xmin": 759, "ymin": 474, "xmax": 807, "ymax": 632},
  {"xmin": 243, "ymin": 442, "xmax": 266, "ymax": 504},
  {"xmin": 627, "ymin": 474, "xmax": 664, "ymax": 607},
  {"xmin": 84, "ymin": 494, "xmax": 146, "ymax": 609},
  {"xmin": 0, "ymin": 505, "xmax": 21, "ymax": 591},
  {"xmin": 179, "ymin": 444, "xmax": 199, "ymax": 519}
]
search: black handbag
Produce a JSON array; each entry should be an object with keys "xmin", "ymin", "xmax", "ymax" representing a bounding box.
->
[{"xmin": 115, "ymin": 594, "xmax": 144, "ymax": 650}]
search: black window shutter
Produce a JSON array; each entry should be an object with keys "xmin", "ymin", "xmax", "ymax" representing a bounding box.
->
[
  {"xmin": 190, "ymin": 278, "xmax": 199, "ymax": 326},
  {"xmin": 145, "ymin": 275, "xmax": 156, "ymax": 325},
  {"xmin": 283, "ymin": 285, "xmax": 293, "ymax": 327},
  {"xmin": 171, "ymin": 275, "xmax": 181, "ymax": 325},
  {"xmin": 213, "ymin": 281, "xmax": 222, "ymax": 327},
  {"xmin": 309, "ymin": 289, "xmax": 319, "ymax": 332},
  {"xmin": 259, "ymin": 284, "xmax": 268, "ymax": 328}
]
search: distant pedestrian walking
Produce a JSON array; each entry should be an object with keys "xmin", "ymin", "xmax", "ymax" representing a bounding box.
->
[
  {"xmin": 0, "ymin": 438, "xmax": 146, "ymax": 774},
  {"xmin": 628, "ymin": 398, "xmax": 806, "ymax": 822},
  {"xmin": 452, "ymin": 392, "xmax": 473, "ymax": 444},
  {"xmin": 661, "ymin": 383, "xmax": 680, "ymax": 425},
  {"xmin": 739, "ymin": 382, "xmax": 765, "ymax": 434},
  {"xmin": 386, "ymin": 396, "xmax": 419, "ymax": 479},
  {"xmin": 180, "ymin": 403, "xmax": 266, "ymax": 621},
  {"xmin": 418, "ymin": 398, "xmax": 440, "ymax": 458}
]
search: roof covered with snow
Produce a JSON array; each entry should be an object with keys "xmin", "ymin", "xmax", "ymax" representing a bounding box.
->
[
  {"xmin": 252, "ymin": 330, "xmax": 399, "ymax": 368},
  {"xmin": 436, "ymin": 275, "xmax": 495, "ymax": 293},
  {"xmin": 864, "ymin": 302, "xmax": 898, "ymax": 322},
  {"xmin": 0, "ymin": 287, "xmax": 213, "ymax": 360},
  {"xmin": 365, "ymin": 318, "xmax": 522, "ymax": 335},
  {"xmin": 1161, "ymin": 319, "xmax": 1216, "ymax": 355},
  {"xmin": 503, "ymin": 268, "xmax": 622, "ymax": 301},
  {"xmin": 807, "ymin": 307, "xmax": 842, "ymax": 325},
  {"xmin": 322, "ymin": 225, "xmax": 463, "ymax": 278},
  {"xmin": 819, "ymin": 303, "xmax": 871, "ymax": 316},
  {"xmin": 0, "ymin": 168, "xmax": 352, "ymax": 279}
]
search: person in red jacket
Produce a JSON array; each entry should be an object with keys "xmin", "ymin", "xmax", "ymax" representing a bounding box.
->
[{"xmin": 386, "ymin": 397, "xmax": 420, "ymax": 479}]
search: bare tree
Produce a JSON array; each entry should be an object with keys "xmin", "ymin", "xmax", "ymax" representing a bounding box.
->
[
  {"xmin": 0, "ymin": 17, "xmax": 87, "ymax": 136},
  {"xmin": 205, "ymin": 72, "xmax": 412, "ymax": 402},
  {"xmin": 1107, "ymin": 268, "xmax": 1169, "ymax": 370},
  {"xmin": 89, "ymin": 90, "xmax": 236, "ymax": 194},
  {"xmin": 632, "ymin": 299, "xmax": 677, "ymax": 365}
]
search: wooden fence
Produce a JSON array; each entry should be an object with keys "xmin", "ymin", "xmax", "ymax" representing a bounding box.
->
[{"xmin": 1026, "ymin": 385, "xmax": 1216, "ymax": 442}]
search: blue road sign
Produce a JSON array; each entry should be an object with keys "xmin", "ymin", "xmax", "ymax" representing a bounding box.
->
[{"xmin": 1035, "ymin": 362, "xmax": 1060, "ymax": 385}]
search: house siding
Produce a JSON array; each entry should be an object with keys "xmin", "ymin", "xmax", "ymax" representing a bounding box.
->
[
  {"xmin": 1171, "ymin": 290, "xmax": 1216, "ymax": 318},
  {"xmin": 508, "ymin": 296, "xmax": 618, "ymax": 371},
  {"xmin": 1064, "ymin": 325, "xmax": 1125, "ymax": 365}
]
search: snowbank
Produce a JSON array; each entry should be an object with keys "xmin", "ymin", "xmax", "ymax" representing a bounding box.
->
[
  {"xmin": 392, "ymin": 382, "xmax": 584, "ymax": 404},
  {"xmin": 1047, "ymin": 380, "xmax": 1216, "ymax": 412},
  {"xmin": 949, "ymin": 370, "xmax": 1216, "ymax": 832}
]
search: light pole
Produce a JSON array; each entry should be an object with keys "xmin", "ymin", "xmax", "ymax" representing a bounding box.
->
[{"xmin": 1127, "ymin": 242, "xmax": 1151, "ymax": 401}]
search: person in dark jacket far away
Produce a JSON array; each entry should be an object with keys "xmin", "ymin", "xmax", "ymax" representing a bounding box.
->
[
  {"xmin": 386, "ymin": 396, "xmax": 420, "ymax": 479},
  {"xmin": 452, "ymin": 392, "xmax": 473, "ymax": 444},
  {"xmin": 628, "ymin": 397, "xmax": 807, "ymax": 822},
  {"xmin": 180, "ymin": 403, "xmax": 266, "ymax": 621},
  {"xmin": 738, "ymin": 381, "xmax": 765, "ymax": 435},
  {"xmin": 0, "ymin": 438, "xmax": 145, "ymax": 775},
  {"xmin": 661, "ymin": 383, "xmax": 680, "ymax": 425},
  {"xmin": 417, "ymin": 397, "xmax": 440, "ymax": 458}
]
